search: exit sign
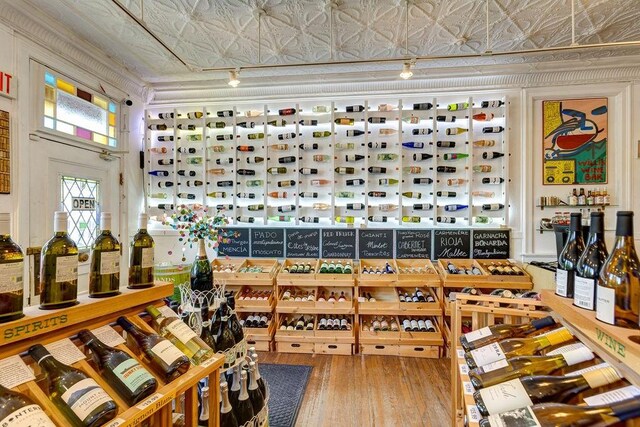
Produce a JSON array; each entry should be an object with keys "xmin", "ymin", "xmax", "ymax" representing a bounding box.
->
[{"xmin": 0, "ymin": 71, "xmax": 14, "ymax": 99}]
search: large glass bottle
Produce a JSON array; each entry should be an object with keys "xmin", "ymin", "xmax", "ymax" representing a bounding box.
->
[
  {"xmin": 191, "ymin": 239, "xmax": 213, "ymax": 292},
  {"xmin": 89, "ymin": 212, "xmax": 121, "ymax": 298},
  {"xmin": 574, "ymin": 211, "xmax": 608, "ymax": 310},
  {"xmin": 78, "ymin": 329, "xmax": 158, "ymax": 406},
  {"xmin": 0, "ymin": 382, "xmax": 56, "ymax": 426},
  {"xmin": 200, "ymin": 305, "xmax": 217, "ymax": 352},
  {"xmin": 464, "ymin": 327, "xmax": 573, "ymax": 369},
  {"xmin": 116, "ymin": 316, "xmax": 190, "ymax": 382},
  {"xmin": 39, "ymin": 211, "xmax": 79, "ymax": 309},
  {"xmin": 556, "ymin": 212, "xmax": 585, "ymax": 298},
  {"xmin": 220, "ymin": 381, "xmax": 239, "ymax": 427},
  {"xmin": 226, "ymin": 295, "xmax": 245, "ymax": 345},
  {"xmin": 215, "ymin": 301, "xmax": 237, "ymax": 353},
  {"xmin": 235, "ymin": 370, "xmax": 254, "ymax": 425},
  {"xmin": 129, "ymin": 213, "xmax": 154, "ymax": 289},
  {"xmin": 474, "ymin": 365, "xmax": 622, "ymax": 416},
  {"xmin": 460, "ymin": 316, "xmax": 555, "ymax": 351},
  {"xmin": 146, "ymin": 305, "xmax": 213, "ymax": 365},
  {"xmin": 0, "ymin": 213, "xmax": 24, "ymax": 322},
  {"xmin": 28, "ymin": 344, "xmax": 117, "ymax": 427},
  {"xmin": 596, "ymin": 211, "xmax": 640, "ymax": 328}
]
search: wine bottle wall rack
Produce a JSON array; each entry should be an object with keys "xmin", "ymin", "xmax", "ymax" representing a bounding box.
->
[{"xmin": 144, "ymin": 96, "xmax": 509, "ymax": 228}]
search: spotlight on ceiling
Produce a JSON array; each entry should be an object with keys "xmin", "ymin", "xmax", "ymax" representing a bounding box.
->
[
  {"xmin": 400, "ymin": 62, "xmax": 414, "ymax": 79},
  {"xmin": 228, "ymin": 69, "xmax": 240, "ymax": 87}
]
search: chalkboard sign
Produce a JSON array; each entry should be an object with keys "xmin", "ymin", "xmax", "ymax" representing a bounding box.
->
[
  {"xmin": 472, "ymin": 229, "xmax": 510, "ymax": 259},
  {"xmin": 251, "ymin": 229, "xmax": 285, "ymax": 258},
  {"xmin": 286, "ymin": 228, "xmax": 320, "ymax": 258},
  {"xmin": 433, "ymin": 229, "xmax": 471, "ymax": 259},
  {"xmin": 358, "ymin": 229, "xmax": 394, "ymax": 259},
  {"xmin": 218, "ymin": 228, "xmax": 250, "ymax": 258},
  {"xmin": 321, "ymin": 229, "xmax": 357, "ymax": 259},
  {"xmin": 395, "ymin": 230, "xmax": 432, "ymax": 259}
]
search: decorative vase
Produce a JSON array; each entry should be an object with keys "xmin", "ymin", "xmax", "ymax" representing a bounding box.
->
[{"xmin": 190, "ymin": 239, "xmax": 213, "ymax": 292}]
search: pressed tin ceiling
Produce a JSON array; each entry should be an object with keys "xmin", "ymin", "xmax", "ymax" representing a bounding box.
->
[{"xmin": 21, "ymin": 0, "xmax": 640, "ymax": 82}]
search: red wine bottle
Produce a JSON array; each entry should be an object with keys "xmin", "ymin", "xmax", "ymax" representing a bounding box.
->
[
  {"xmin": 574, "ymin": 212, "xmax": 608, "ymax": 310},
  {"xmin": 556, "ymin": 213, "xmax": 585, "ymax": 298}
]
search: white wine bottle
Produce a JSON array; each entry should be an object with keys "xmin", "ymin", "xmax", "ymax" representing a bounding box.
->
[
  {"xmin": 40, "ymin": 211, "xmax": 78, "ymax": 309},
  {"xmin": 460, "ymin": 316, "xmax": 555, "ymax": 351},
  {"xmin": 89, "ymin": 213, "xmax": 121, "ymax": 298},
  {"xmin": 0, "ymin": 382, "xmax": 56, "ymax": 426},
  {"xmin": 0, "ymin": 213, "xmax": 24, "ymax": 323},
  {"xmin": 129, "ymin": 213, "xmax": 155, "ymax": 289}
]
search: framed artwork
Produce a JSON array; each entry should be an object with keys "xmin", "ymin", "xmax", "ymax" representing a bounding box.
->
[{"xmin": 542, "ymin": 98, "xmax": 607, "ymax": 185}]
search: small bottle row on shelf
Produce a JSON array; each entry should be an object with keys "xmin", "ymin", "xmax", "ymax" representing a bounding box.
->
[{"xmin": 277, "ymin": 314, "xmax": 353, "ymax": 332}]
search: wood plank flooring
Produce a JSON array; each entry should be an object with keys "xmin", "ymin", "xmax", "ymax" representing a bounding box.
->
[{"xmin": 259, "ymin": 352, "xmax": 451, "ymax": 427}]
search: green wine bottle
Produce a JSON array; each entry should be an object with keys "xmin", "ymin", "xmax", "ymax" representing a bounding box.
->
[
  {"xmin": 89, "ymin": 213, "xmax": 121, "ymax": 298},
  {"xmin": 129, "ymin": 213, "xmax": 155, "ymax": 289},
  {"xmin": 40, "ymin": 211, "xmax": 78, "ymax": 309},
  {"xmin": 0, "ymin": 213, "xmax": 24, "ymax": 322},
  {"xmin": 28, "ymin": 344, "xmax": 118, "ymax": 427}
]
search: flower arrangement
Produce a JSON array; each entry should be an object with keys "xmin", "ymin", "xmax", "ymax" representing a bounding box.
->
[{"xmin": 162, "ymin": 205, "xmax": 237, "ymax": 260}]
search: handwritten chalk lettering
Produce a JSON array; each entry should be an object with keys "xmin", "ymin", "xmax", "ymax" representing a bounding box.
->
[{"xmin": 438, "ymin": 247, "xmax": 468, "ymax": 258}]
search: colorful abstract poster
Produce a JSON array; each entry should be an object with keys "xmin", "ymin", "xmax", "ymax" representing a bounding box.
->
[{"xmin": 542, "ymin": 98, "xmax": 607, "ymax": 185}]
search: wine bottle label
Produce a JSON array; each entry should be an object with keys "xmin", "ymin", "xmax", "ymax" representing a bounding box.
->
[
  {"xmin": 114, "ymin": 358, "xmax": 155, "ymax": 392},
  {"xmin": 0, "ymin": 404, "xmax": 56, "ymax": 427},
  {"xmin": 150, "ymin": 340, "xmax": 186, "ymax": 366},
  {"xmin": 581, "ymin": 366, "xmax": 621, "ymax": 389},
  {"xmin": 99, "ymin": 251, "xmax": 120, "ymax": 275},
  {"xmin": 55, "ymin": 255, "xmax": 78, "ymax": 283},
  {"xmin": 61, "ymin": 378, "xmax": 113, "ymax": 423},
  {"xmin": 558, "ymin": 345, "xmax": 594, "ymax": 366},
  {"xmin": 568, "ymin": 361, "xmax": 609, "ymax": 376},
  {"xmin": 542, "ymin": 327, "xmax": 572, "ymax": 345},
  {"xmin": 485, "ymin": 406, "xmax": 541, "ymax": 427},
  {"xmin": 573, "ymin": 276, "xmax": 596, "ymax": 310},
  {"xmin": 470, "ymin": 342, "xmax": 505, "ymax": 367},
  {"xmin": 583, "ymin": 385, "xmax": 640, "ymax": 406},
  {"xmin": 165, "ymin": 319, "xmax": 198, "ymax": 344},
  {"xmin": 595, "ymin": 285, "xmax": 616, "ymax": 324},
  {"xmin": 555, "ymin": 268, "xmax": 569, "ymax": 297},
  {"xmin": 0, "ymin": 261, "xmax": 23, "ymax": 292},
  {"xmin": 141, "ymin": 247, "xmax": 154, "ymax": 269},
  {"xmin": 476, "ymin": 359, "xmax": 509, "ymax": 373},
  {"xmin": 478, "ymin": 378, "xmax": 533, "ymax": 415},
  {"xmin": 463, "ymin": 326, "xmax": 492, "ymax": 343}
]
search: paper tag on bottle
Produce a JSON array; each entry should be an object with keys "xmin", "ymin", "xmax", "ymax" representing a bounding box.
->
[
  {"xmin": 0, "ymin": 261, "xmax": 23, "ymax": 293},
  {"xmin": 55, "ymin": 255, "xmax": 78, "ymax": 283},
  {"xmin": 141, "ymin": 247, "xmax": 154, "ymax": 269},
  {"xmin": 567, "ymin": 361, "xmax": 609, "ymax": 376},
  {"xmin": 478, "ymin": 359, "xmax": 509, "ymax": 373},
  {"xmin": 595, "ymin": 285, "xmax": 616, "ymax": 324},
  {"xmin": 466, "ymin": 405, "xmax": 481, "ymax": 422},
  {"xmin": 457, "ymin": 349, "xmax": 466, "ymax": 359},
  {"xmin": 157, "ymin": 305, "xmax": 179, "ymax": 319},
  {"xmin": 45, "ymin": 338, "xmax": 86, "ymax": 365},
  {"xmin": 463, "ymin": 326, "xmax": 492, "ymax": 343},
  {"xmin": 91, "ymin": 325, "xmax": 126, "ymax": 347},
  {"xmin": 479, "ymin": 378, "xmax": 534, "ymax": 415},
  {"xmin": 463, "ymin": 381, "xmax": 474, "ymax": 395},
  {"xmin": 581, "ymin": 366, "xmax": 621, "ymax": 389},
  {"xmin": 459, "ymin": 364, "xmax": 469, "ymax": 375},
  {"xmin": 0, "ymin": 355, "xmax": 36, "ymax": 389},
  {"xmin": 573, "ymin": 276, "xmax": 596, "ymax": 310},
  {"xmin": 485, "ymin": 406, "xmax": 541, "ymax": 427},
  {"xmin": 583, "ymin": 385, "xmax": 640, "ymax": 406},
  {"xmin": 470, "ymin": 342, "xmax": 505, "ymax": 367},
  {"xmin": 555, "ymin": 268, "xmax": 569, "ymax": 297},
  {"xmin": 100, "ymin": 251, "xmax": 120, "ymax": 275},
  {"xmin": 136, "ymin": 392, "xmax": 165, "ymax": 410}
]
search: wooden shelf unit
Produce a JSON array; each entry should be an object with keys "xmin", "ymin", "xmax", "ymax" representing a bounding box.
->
[{"xmin": 0, "ymin": 283, "xmax": 225, "ymax": 427}]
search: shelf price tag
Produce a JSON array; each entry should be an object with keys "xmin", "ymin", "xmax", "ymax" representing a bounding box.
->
[
  {"xmin": 459, "ymin": 363, "xmax": 469, "ymax": 375},
  {"xmin": 103, "ymin": 418, "xmax": 125, "ymax": 427},
  {"xmin": 463, "ymin": 381, "xmax": 474, "ymax": 395},
  {"xmin": 467, "ymin": 405, "xmax": 481, "ymax": 422},
  {"xmin": 457, "ymin": 348, "xmax": 465, "ymax": 359},
  {"xmin": 136, "ymin": 392, "xmax": 165, "ymax": 410},
  {"xmin": 45, "ymin": 338, "xmax": 86, "ymax": 365},
  {"xmin": 0, "ymin": 355, "xmax": 36, "ymax": 389},
  {"xmin": 91, "ymin": 325, "xmax": 126, "ymax": 347}
]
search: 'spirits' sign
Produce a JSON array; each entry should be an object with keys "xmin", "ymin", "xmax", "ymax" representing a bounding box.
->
[{"xmin": 0, "ymin": 70, "xmax": 14, "ymax": 99}]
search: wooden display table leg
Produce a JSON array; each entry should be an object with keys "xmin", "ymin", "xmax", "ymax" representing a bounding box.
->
[
  {"xmin": 209, "ymin": 369, "xmax": 220, "ymax": 427},
  {"xmin": 184, "ymin": 385, "xmax": 199, "ymax": 426}
]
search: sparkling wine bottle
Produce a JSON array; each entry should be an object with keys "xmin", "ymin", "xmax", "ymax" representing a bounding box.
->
[
  {"xmin": 556, "ymin": 213, "xmax": 585, "ymax": 298},
  {"xmin": 129, "ymin": 213, "xmax": 154, "ymax": 289},
  {"xmin": 89, "ymin": 213, "xmax": 120, "ymax": 298},
  {"xmin": 0, "ymin": 213, "xmax": 24, "ymax": 323},
  {"xmin": 235, "ymin": 371, "xmax": 254, "ymax": 425},
  {"xmin": 199, "ymin": 306, "xmax": 217, "ymax": 352},
  {"xmin": 220, "ymin": 381, "xmax": 239, "ymax": 427},
  {"xmin": 247, "ymin": 362, "xmax": 265, "ymax": 414},
  {"xmin": 40, "ymin": 211, "xmax": 78, "ymax": 309},
  {"xmin": 215, "ymin": 301, "xmax": 237, "ymax": 352}
]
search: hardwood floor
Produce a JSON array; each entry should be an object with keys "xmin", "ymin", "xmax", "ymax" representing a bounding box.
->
[{"xmin": 259, "ymin": 352, "xmax": 451, "ymax": 427}]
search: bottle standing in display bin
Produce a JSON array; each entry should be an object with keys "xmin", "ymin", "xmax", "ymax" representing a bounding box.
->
[
  {"xmin": 0, "ymin": 213, "xmax": 24, "ymax": 322},
  {"xmin": 28, "ymin": 344, "xmax": 118, "ymax": 427},
  {"xmin": 555, "ymin": 212, "xmax": 585, "ymax": 298},
  {"xmin": 200, "ymin": 305, "xmax": 217, "ymax": 352},
  {"xmin": 0, "ymin": 382, "xmax": 56, "ymax": 426},
  {"xmin": 226, "ymin": 295, "xmax": 245, "ymax": 357},
  {"xmin": 89, "ymin": 212, "xmax": 121, "ymax": 298},
  {"xmin": 191, "ymin": 240, "xmax": 213, "ymax": 293},
  {"xmin": 248, "ymin": 361, "xmax": 265, "ymax": 414},
  {"xmin": 460, "ymin": 316, "xmax": 555, "ymax": 351},
  {"xmin": 596, "ymin": 211, "xmax": 640, "ymax": 329},
  {"xmin": 129, "ymin": 213, "xmax": 155, "ymax": 289},
  {"xmin": 574, "ymin": 211, "xmax": 608, "ymax": 311},
  {"xmin": 77, "ymin": 329, "xmax": 158, "ymax": 406},
  {"xmin": 235, "ymin": 371, "xmax": 255, "ymax": 425},
  {"xmin": 116, "ymin": 316, "xmax": 190, "ymax": 382},
  {"xmin": 215, "ymin": 301, "xmax": 237, "ymax": 354},
  {"xmin": 220, "ymin": 381, "xmax": 239, "ymax": 427},
  {"xmin": 40, "ymin": 211, "xmax": 79, "ymax": 309}
]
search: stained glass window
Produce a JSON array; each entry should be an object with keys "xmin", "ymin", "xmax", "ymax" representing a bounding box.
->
[
  {"xmin": 60, "ymin": 176, "xmax": 100, "ymax": 250},
  {"xmin": 43, "ymin": 70, "xmax": 118, "ymax": 147}
]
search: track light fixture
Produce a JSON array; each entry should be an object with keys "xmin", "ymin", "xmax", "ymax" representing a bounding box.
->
[
  {"xmin": 228, "ymin": 69, "xmax": 240, "ymax": 87},
  {"xmin": 400, "ymin": 62, "xmax": 413, "ymax": 79}
]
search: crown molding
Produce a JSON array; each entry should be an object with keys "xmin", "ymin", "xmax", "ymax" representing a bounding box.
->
[{"xmin": 0, "ymin": 0, "xmax": 149, "ymax": 100}]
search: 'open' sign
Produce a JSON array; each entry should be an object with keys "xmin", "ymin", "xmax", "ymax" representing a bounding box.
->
[{"xmin": 72, "ymin": 197, "xmax": 96, "ymax": 211}]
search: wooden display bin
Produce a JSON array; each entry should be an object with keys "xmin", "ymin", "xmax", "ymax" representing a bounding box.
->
[
  {"xmin": 278, "ymin": 258, "xmax": 319, "ymax": 285},
  {"xmin": 314, "ymin": 342, "xmax": 353, "ymax": 355},
  {"xmin": 315, "ymin": 286, "xmax": 353, "ymax": 312},
  {"xmin": 476, "ymin": 259, "xmax": 534, "ymax": 287},
  {"xmin": 396, "ymin": 259, "xmax": 441, "ymax": 286},
  {"xmin": 242, "ymin": 314, "xmax": 275, "ymax": 352},
  {"xmin": 210, "ymin": 258, "xmax": 245, "ymax": 280},
  {"xmin": 235, "ymin": 285, "xmax": 274, "ymax": 311},
  {"xmin": 234, "ymin": 259, "xmax": 279, "ymax": 280},
  {"xmin": 359, "ymin": 315, "xmax": 401, "ymax": 342},
  {"xmin": 398, "ymin": 316, "xmax": 443, "ymax": 344},
  {"xmin": 443, "ymin": 287, "xmax": 542, "ymax": 316},
  {"xmin": 315, "ymin": 259, "xmax": 356, "ymax": 282},
  {"xmin": 437, "ymin": 259, "xmax": 489, "ymax": 285},
  {"xmin": 358, "ymin": 287, "xmax": 400, "ymax": 313},
  {"xmin": 276, "ymin": 315, "xmax": 316, "ymax": 338},
  {"xmin": 314, "ymin": 315, "xmax": 354, "ymax": 339},
  {"xmin": 277, "ymin": 287, "xmax": 316, "ymax": 311},
  {"xmin": 276, "ymin": 341, "xmax": 315, "ymax": 354},
  {"xmin": 358, "ymin": 259, "xmax": 399, "ymax": 283},
  {"xmin": 397, "ymin": 286, "xmax": 440, "ymax": 314}
]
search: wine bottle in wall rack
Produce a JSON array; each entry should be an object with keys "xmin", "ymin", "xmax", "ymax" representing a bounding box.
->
[
  {"xmin": 460, "ymin": 316, "xmax": 556, "ymax": 351},
  {"xmin": 596, "ymin": 211, "xmax": 640, "ymax": 329},
  {"xmin": 129, "ymin": 213, "xmax": 155, "ymax": 289},
  {"xmin": 574, "ymin": 211, "xmax": 608, "ymax": 311},
  {"xmin": 28, "ymin": 344, "xmax": 118, "ymax": 426},
  {"xmin": 556, "ymin": 212, "xmax": 585, "ymax": 298},
  {"xmin": 39, "ymin": 211, "xmax": 79, "ymax": 309},
  {"xmin": 0, "ymin": 382, "xmax": 56, "ymax": 426},
  {"xmin": 89, "ymin": 212, "xmax": 121, "ymax": 298},
  {"xmin": 0, "ymin": 213, "xmax": 24, "ymax": 323}
]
